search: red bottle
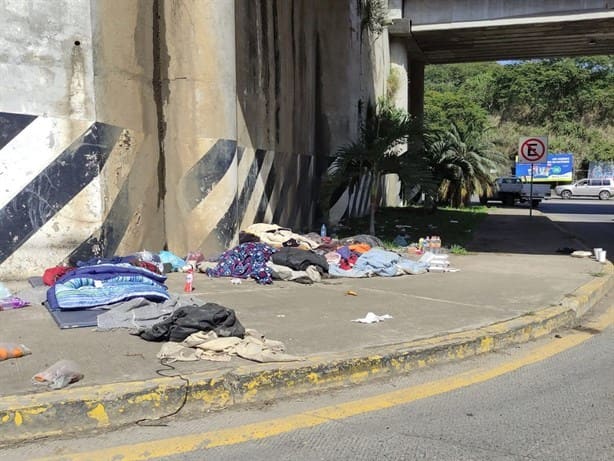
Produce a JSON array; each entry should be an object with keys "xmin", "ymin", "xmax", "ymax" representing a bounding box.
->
[{"xmin": 184, "ymin": 269, "xmax": 194, "ymax": 292}]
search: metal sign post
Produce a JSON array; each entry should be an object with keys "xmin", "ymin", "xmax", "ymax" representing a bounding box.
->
[
  {"xmin": 518, "ymin": 136, "xmax": 548, "ymax": 218},
  {"xmin": 530, "ymin": 165, "xmax": 534, "ymax": 217}
]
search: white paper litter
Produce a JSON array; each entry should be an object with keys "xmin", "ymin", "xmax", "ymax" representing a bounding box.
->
[{"xmin": 352, "ymin": 312, "xmax": 393, "ymax": 324}]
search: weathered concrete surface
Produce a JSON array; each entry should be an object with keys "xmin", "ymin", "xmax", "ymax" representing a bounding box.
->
[
  {"xmin": 0, "ymin": 0, "xmax": 165, "ymax": 278},
  {"xmin": 89, "ymin": 0, "xmax": 165, "ymax": 257},
  {"xmin": 139, "ymin": 0, "xmax": 240, "ymax": 258},
  {"xmin": 0, "ymin": 0, "xmax": 95, "ymax": 119}
]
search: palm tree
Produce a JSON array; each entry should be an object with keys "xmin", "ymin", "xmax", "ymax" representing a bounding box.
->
[
  {"xmin": 326, "ymin": 100, "xmax": 420, "ymax": 235},
  {"xmin": 426, "ymin": 123, "xmax": 504, "ymax": 208}
]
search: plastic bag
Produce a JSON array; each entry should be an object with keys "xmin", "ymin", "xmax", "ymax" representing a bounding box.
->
[
  {"xmin": 32, "ymin": 360, "xmax": 83, "ymax": 389},
  {"xmin": 0, "ymin": 343, "xmax": 31, "ymax": 361},
  {"xmin": 0, "ymin": 282, "xmax": 11, "ymax": 298},
  {"xmin": 0, "ymin": 296, "xmax": 30, "ymax": 310},
  {"xmin": 158, "ymin": 250, "xmax": 186, "ymax": 271}
]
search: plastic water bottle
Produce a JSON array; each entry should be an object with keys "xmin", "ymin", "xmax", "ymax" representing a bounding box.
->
[
  {"xmin": 424, "ymin": 236, "xmax": 431, "ymax": 253},
  {"xmin": 320, "ymin": 224, "xmax": 327, "ymax": 237}
]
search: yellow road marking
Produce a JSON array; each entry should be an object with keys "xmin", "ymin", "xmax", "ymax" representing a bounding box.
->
[{"xmin": 38, "ymin": 304, "xmax": 614, "ymax": 461}]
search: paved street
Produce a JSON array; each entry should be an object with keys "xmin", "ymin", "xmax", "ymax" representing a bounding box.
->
[
  {"xmin": 539, "ymin": 198, "xmax": 614, "ymax": 261},
  {"xmin": 4, "ymin": 295, "xmax": 612, "ymax": 461}
]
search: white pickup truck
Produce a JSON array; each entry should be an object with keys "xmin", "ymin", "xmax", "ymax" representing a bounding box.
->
[{"xmin": 481, "ymin": 176, "xmax": 551, "ymax": 207}]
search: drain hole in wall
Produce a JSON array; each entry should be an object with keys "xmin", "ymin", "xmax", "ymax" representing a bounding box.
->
[{"xmin": 74, "ymin": 40, "xmax": 81, "ymax": 46}]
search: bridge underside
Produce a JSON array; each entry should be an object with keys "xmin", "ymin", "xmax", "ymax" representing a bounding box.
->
[{"xmin": 390, "ymin": 11, "xmax": 614, "ymax": 63}]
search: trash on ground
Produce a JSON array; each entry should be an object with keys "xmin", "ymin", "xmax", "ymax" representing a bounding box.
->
[
  {"xmin": 571, "ymin": 250, "xmax": 592, "ymax": 258},
  {"xmin": 393, "ymin": 235, "xmax": 409, "ymax": 247},
  {"xmin": 345, "ymin": 290, "xmax": 358, "ymax": 296},
  {"xmin": 352, "ymin": 312, "xmax": 393, "ymax": 324},
  {"xmin": 32, "ymin": 360, "xmax": 83, "ymax": 389},
  {"xmin": 0, "ymin": 296, "xmax": 30, "ymax": 310},
  {"xmin": 0, "ymin": 343, "xmax": 31, "ymax": 361},
  {"xmin": 0, "ymin": 282, "xmax": 12, "ymax": 298}
]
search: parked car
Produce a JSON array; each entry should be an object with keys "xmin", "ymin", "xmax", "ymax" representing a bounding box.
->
[
  {"xmin": 481, "ymin": 176, "xmax": 551, "ymax": 207},
  {"xmin": 555, "ymin": 178, "xmax": 614, "ymax": 200}
]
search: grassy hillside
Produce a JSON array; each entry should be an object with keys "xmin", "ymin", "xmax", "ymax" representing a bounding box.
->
[{"xmin": 424, "ymin": 58, "xmax": 614, "ymax": 177}]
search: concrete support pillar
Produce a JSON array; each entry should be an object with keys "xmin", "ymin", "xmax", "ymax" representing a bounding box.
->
[
  {"xmin": 409, "ymin": 59, "xmax": 425, "ymax": 129},
  {"xmin": 0, "ymin": 0, "xmax": 164, "ymax": 278},
  {"xmin": 383, "ymin": 38, "xmax": 409, "ymax": 207},
  {"xmin": 162, "ymin": 0, "xmax": 238, "ymax": 257},
  {"xmin": 389, "ymin": 39, "xmax": 409, "ymax": 112}
]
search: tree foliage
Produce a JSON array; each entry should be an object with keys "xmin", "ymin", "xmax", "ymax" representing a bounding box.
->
[
  {"xmin": 425, "ymin": 124, "xmax": 506, "ymax": 207},
  {"xmin": 425, "ymin": 57, "xmax": 614, "ymax": 168},
  {"xmin": 327, "ymin": 100, "xmax": 422, "ymax": 234}
]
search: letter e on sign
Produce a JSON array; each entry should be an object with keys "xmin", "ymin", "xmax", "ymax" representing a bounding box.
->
[{"xmin": 518, "ymin": 136, "xmax": 548, "ymax": 164}]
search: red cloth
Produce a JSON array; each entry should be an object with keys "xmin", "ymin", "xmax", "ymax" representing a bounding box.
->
[
  {"xmin": 133, "ymin": 261, "xmax": 161, "ymax": 274},
  {"xmin": 42, "ymin": 266, "xmax": 75, "ymax": 286},
  {"xmin": 338, "ymin": 253, "xmax": 359, "ymax": 270}
]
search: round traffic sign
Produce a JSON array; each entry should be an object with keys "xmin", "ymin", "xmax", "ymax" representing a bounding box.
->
[{"xmin": 519, "ymin": 138, "xmax": 547, "ymax": 163}]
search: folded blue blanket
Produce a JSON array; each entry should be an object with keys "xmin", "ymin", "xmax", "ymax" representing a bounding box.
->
[{"xmin": 47, "ymin": 264, "xmax": 169, "ymax": 310}]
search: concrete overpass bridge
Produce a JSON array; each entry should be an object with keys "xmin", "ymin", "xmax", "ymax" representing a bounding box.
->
[{"xmin": 386, "ymin": 0, "xmax": 614, "ymax": 122}]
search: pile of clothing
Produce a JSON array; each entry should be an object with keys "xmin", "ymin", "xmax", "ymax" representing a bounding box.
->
[{"xmin": 200, "ymin": 224, "xmax": 433, "ymax": 283}]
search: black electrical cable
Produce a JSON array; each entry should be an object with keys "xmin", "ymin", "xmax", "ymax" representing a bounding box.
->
[{"xmin": 135, "ymin": 359, "xmax": 190, "ymax": 427}]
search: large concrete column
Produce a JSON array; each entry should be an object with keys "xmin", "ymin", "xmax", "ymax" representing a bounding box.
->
[
  {"xmin": 162, "ymin": 0, "xmax": 238, "ymax": 257},
  {"xmin": 409, "ymin": 59, "xmax": 425, "ymax": 129},
  {"xmin": 382, "ymin": 38, "xmax": 409, "ymax": 207},
  {"xmin": 0, "ymin": 0, "xmax": 163, "ymax": 278}
]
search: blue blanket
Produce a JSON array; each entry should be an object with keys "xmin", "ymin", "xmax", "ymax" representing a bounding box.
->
[
  {"xmin": 329, "ymin": 249, "xmax": 428, "ymax": 278},
  {"xmin": 47, "ymin": 263, "xmax": 169, "ymax": 310}
]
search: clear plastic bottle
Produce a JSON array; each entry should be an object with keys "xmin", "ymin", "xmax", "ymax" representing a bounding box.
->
[
  {"xmin": 320, "ymin": 224, "xmax": 327, "ymax": 237},
  {"xmin": 432, "ymin": 236, "xmax": 440, "ymax": 254}
]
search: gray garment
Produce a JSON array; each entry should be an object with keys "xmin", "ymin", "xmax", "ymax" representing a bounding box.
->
[{"xmin": 96, "ymin": 294, "xmax": 207, "ymax": 330}]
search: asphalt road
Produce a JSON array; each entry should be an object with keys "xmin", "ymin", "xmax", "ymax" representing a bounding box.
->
[
  {"xmin": 539, "ymin": 198, "xmax": 614, "ymax": 261},
  {"xmin": 169, "ymin": 301, "xmax": 614, "ymax": 461},
  {"xmin": 4, "ymin": 297, "xmax": 612, "ymax": 461}
]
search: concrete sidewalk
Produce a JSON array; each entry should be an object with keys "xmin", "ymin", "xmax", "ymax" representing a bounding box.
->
[{"xmin": 0, "ymin": 208, "xmax": 612, "ymax": 446}]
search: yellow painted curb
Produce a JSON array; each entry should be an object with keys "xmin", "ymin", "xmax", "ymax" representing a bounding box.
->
[{"xmin": 1, "ymin": 261, "xmax": 612, "ymax": 447}]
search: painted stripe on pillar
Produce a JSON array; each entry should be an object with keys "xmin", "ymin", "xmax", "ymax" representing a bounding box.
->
[
  {"xmin": 68, "ymin": 175, "xmax": 131, "ymax": 264},
  {"xmin": 0, "ymin": 112, "xmax": 36, "ymax": 149},
  {"xmin": 183, "ymin": 139, "xmax": 237, "ymax": 210},
  {"xmin": 237, "ymin": 148, "xmax": 266, "ymax": 220},
  {"xmin": 68, "ymin": 130, "xmax": 147, "ymax": 263},
  {"xmin": 199, "ymin": 146, "xmax": 268, "ymax": 251},
  {"xmin": 239, "ymin": 149, "xmax": 274, "ymax": 230},
  {"xmin": 0, "ymin": 115, "xmax": 92, "ymax": 209},
  {"xmin": 255, "ymin": 154, "xmax": 277, "ymax": 223},
  {"xmin": 0, "ymin": 122, "xmax": 121, "ymax": 264}
]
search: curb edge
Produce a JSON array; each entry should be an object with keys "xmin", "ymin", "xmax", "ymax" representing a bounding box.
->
[{"xmin": 1, "ymin": 261, "xmax": 612, "ymax": 446}]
